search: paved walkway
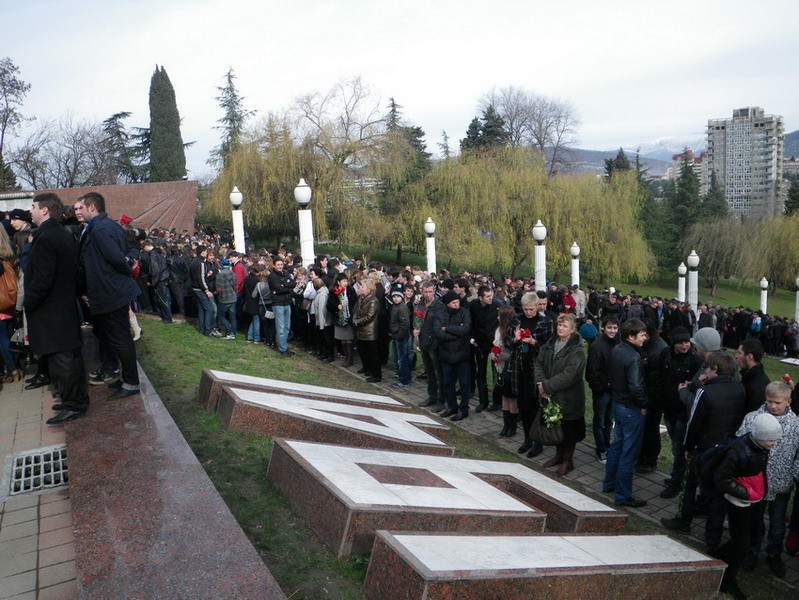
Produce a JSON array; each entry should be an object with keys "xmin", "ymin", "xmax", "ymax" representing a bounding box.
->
[
  {"xmin": 354, "ymin": 363, "xmax": 799, "ymax": 592},
  {"xmin": 0, "ymin": 375, "xmax": 78, "ymax": 600}
]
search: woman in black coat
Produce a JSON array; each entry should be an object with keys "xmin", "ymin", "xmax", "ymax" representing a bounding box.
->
[{"xmin": 534, "ymin": 313, "xmax": 586, "ymax": 476}]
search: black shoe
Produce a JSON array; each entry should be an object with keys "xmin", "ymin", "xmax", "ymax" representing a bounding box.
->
[
  {"xmin": 475, "ymin": 403, "xmax": 488, "ymax": 414},
  {"xmin": 527, "ymin": 442, "xmax": 544, "ymax": 458},
  {"xmin": 24, "ymin": 375, "xmax": 50, "ymax": 390},
  {"xmin": 432, "ymin": 403, "xmax": 446, "ymax": 413},
  {"xmin": 108, "ymin": 388, "xmax": 140, "ymax": 401},
  {"xmin": 365, "ymin": 376, "xmax": 382, "ymax": 383},
  {"xmin": 26, "ymin": 373, "xmax": 48, "ymax": 385},
  {"xmin": 616, "ymin": 497, "xmax": 647, "ymax": 508},
  {"xmin": 660, "ymin": 484, "xmax": 681, "ymax": 499},
  {"xmin": 661, "ymin": 517, "xmax": 690, "ymax": 533},
  {"xmin": 486, "ymin": 403, "xmax": 501, "ymax": 412},
  {"xmin": 765, "ymin": 553, "xmax": 785, "ymax": 578},
  {"xmin": 356, "ymin": 367, "xmax": 368, "ymax": 374},
  {"xmin": 719, "ymin": 580, "xmax": 748, "ymax": 600},
  {"xmin": 420, "ymin": 397, "xmax": 438, "ymax": 407},
  {"xmin": 417, "ymin": 372, "xmax": 428, "ymax": 380},
  {"xmin": 517, "ymin": 440, "xmax": 532, "ymax": 454},
  {"xmin": 451, "ymin": 411, "xmax": 468, "ymax": 422},
  {"xmin": 440, "ymin": 408, "xmax": 456, "ymax": 418},
  {"xmin": 47, "ymin": 408, "xmax": 86, "ymax": 425},
  {"xmin": 741, "ymin": 549, "xmax": 757, "ymax": 571},
  {"xmin": 108, "ymin": 379, "xmax": 123, "ymax": 389},
  {"xmin": 52, "ymin": 403, "xmax": 67, "ymax": 411}
]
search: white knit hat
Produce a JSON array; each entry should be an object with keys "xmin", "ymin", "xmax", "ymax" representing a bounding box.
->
[{"xmin": 751, "ymin": 413, "xmax": 782, "ymax": 442}]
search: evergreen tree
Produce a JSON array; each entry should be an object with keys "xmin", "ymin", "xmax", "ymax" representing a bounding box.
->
[
  {"xmin": 209, "ymin": 68, "xmax": 255, "ymax": 168},
  {"xmin": 701, "ymin": 171, "xmax": 728, "ymax": 220},
  {"xmin": 604, "ymin": 147, "xmax": 631, "ymax": 178},
  {"xmin": 659, "ymin": 152, "xmax": 701, "ymax": 269},
  {"xmin": 785, "ymin": 178, "xmax": 799, "ymax": 216},
  {"xmin": 385, "ymin": 97, "xmax": 402, "ymax": 131},
  {"xmin": 460, "ymin": 118, "xmax": 481, "ymax": 151},
  {"xmin": 149, "ymin": 65, "xmax": 186, "ymax": 182},
  {"xmin": 0, "ymin": 155, "xmax": 18, "ymax": 191},
  {"xmin": 438, "ymin": 130, "xmax": 451, "ymax": 160},
  {"xmin": 102, "ymin": 112, "xmax": 150, "ymax": 183}
]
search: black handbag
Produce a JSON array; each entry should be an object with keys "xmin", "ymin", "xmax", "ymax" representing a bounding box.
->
[{"xmin": 530, "ymin": 398, "xmax": 564, "ymax": 446}]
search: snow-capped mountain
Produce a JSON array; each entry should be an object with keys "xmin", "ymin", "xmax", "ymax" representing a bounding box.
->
[{"xmin": 622, "ymin": 137, "xmax": 706, "ymax": 162}]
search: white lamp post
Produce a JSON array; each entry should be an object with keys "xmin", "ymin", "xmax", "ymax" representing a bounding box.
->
[
  {"xmin": 424, "ymin": 217, "xmax": 437, "ymax": 276},
  {"xmin": 686, "ymin": 250, "xmax": 699, "ymax": 310},
  {"xmin": 760, "ymin": 277, "xmax": 769, "ymax": 314},
  {"xmin": 532, "ymin": 219, "xmax": 547, "ymax": 292},
  {"xmin": 294, "ymin": 178, "xmax": 314, "ymax": 269},
  {"xmin": 570, "ymin": 242, "xmax": 580, "ymax": 288},
  {"xmin": 795, "ymin": 277, "xmax": 799, "ymax": 322},
  {"xmin": 677, "ymin": 262, "xmax": 687, "ymax": 303},
  {"xmin": 229, "ymin": 186, "xmax": 246, "ymax": 254}
]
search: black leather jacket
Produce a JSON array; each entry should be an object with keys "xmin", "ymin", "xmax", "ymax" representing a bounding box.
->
[{"xmin": 609, "ymin": 340, "xmax": 648, "ymax": 408}]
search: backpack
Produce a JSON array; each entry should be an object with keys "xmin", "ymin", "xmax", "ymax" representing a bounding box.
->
[{"xmin": 697, "ymin": 435, "xmax": 745, "ymax": 489}]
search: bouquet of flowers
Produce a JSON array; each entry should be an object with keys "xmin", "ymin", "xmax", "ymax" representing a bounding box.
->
[
  {"xmin": 542, "ymin": 397, "xmax": 563, "ymax": 429},
  {"xmin": 490, "ymin": 345, "xmax": 503, "ymax": 363},
  {"xmin": 519, "ymin": 328, "xmax": 532, "ymax": 339}
]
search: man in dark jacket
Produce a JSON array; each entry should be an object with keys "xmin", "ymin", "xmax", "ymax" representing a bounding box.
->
[
  {"xmin": 143, "ymin": 239, "xmax": 172, "ymax": 324},
  {"xmin": 81, "ymin": 192, "xmax": 140, "ymax": 400},
  {"xmin": 433, "ymin": 291, "xmax": 472, "ymax": 421},
  {"xmin": 415, "ymin": 281, "xmax": 443, "ymax": 410},
  {"xmin": 656, "ymin": 326, "xmax": 703, "ymax": 499},
  {"xmin": 602, "ymin": 318, "xmax": 649, "ymax": 508},
  {"xmin": 268, "ymin": 258, "xmax": 295, "ymax": 356},
  {"xmin": 189, "ymin": 245, "xmax": 216, "ymax": 335},
  {"xmin": 586, "ymin": 317, "xmax": 619, "ymax": 463},
  {"xmin": 662, "ymin": 352, "xmax": 746, "ymax": 546},
  {"xmin": 469, "ymin": 285, "xmax": 499, "ymax": 412},
  {"xmin": 26, "ymin": 193, "xmax": 89, "ymax": 424},
  {"xmin": 736, "ymin": 339, "xmax": 770, "ymax": 412}
]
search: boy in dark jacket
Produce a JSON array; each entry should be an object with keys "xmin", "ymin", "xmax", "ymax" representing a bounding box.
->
[{"xmin": 389, "ymin": 287, "xmax": 412, "ymax": 387}]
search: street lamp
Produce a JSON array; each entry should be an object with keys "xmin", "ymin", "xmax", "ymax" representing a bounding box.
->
[
  {"xmin": 532, "ymin": 219, "xmax": 547, "ymax": 292},
  {"xmin": 229, "ymin": 186, "xmax": 246, "ymax": 254},
  {"xmin": 686, "ymin": 250, "xmax": 699, "ymax": 310},
  {"xmin": 677, "ymin": 262, "xmax": 687, "ymax": 303},
  {"xmin": 760, "ymin": 277, "xmax": 769, "ymax": 314},
  {"xmin": 570, "ymin": 242, "xmax": 580, "ymax": 288},
  {"xmin": 294, "ymin": 178, "xmax": 315, "ymax": 269},
  {"xmin": 424, "ymin": 217, "xmax": 437, "ymax": 276}
]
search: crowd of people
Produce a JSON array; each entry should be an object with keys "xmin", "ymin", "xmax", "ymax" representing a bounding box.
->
[{"xmin": 2, "ymin": 200, "xmax": 799, "ymax": 599}]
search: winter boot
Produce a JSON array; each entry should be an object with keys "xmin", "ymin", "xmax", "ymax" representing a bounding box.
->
[{"xmin": 543, "ymin": 444, "xmax": 564, "ymax": 468}]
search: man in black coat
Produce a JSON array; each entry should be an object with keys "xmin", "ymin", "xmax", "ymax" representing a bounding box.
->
[
  {"xmin": 433, "ymin": 291, "xmax": 473, "ymax": 421},
  {"xmin": 469, "ymin": 285, "xmax": 499, "ymax": 413},
  {"xmin": 736, "ymin": 339, "xmax": 770, "ymax": 412},
  {"xmin": 585, "ymin": 317, "xmax": 619, "ymax": 463},
  {"xmin": 25, "ymin": 193, "xmax": 88, "ymax": 424}
]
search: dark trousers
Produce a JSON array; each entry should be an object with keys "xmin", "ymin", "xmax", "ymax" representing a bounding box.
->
[
  {"xmin": 441, "ymin": 361, "xmax": 471, "ymax": 414},
  {"xmin": 93, "ymin": 306, "xmax": 139, "ymax": 389},
  {"xmin": 639, "ymin": 407, "xmax": 662, "ymax": 468},
  {"xmin": 719, "ymin": 501, "xmax": 757, "ymax": 590},
  {"xmin": 359, "ymin": 339, "xmax": 381, "ymax": 379},
  {"xmin": 48, "ymin": 347, "xmax": 89, "ymax": 411},
  {"xmin": 153, "ymin": 280, "xmax": 173, "ymax": 322},
  {"xmin": 421, "ymin": 348, "xmax": 442, "ymax": 402},
  {"xmin": 473, "ymin": 345, "xmax": 490, "ymax": 406},
  {"xmin": 168, "ymin": 281, "xmax": 186, "ymax": 316}
]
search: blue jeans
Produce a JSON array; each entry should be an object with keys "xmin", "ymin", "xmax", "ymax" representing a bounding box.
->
[
  {"xmin": 0, "ymin": 319, "xmax": 16, "ymax": 371},
  {"xmin": 192, "ymin": 290, "xmax": 215, "ymax": 334},
  {"xmin": 440, "ymin": 361, "xmax": 471, "ymax": 414},
  {"xmin": 592, "ymin": 392, "xmax": 613, "ymax": 456},
  {"xmin": 603, "ymin": 403, "xmax": 646, "ymax": 503},
  {"xmin": 247, "ymin": 313, "xmax": 261, "ymax": 342},
  {"xmin": 273, "ymin": 304, "xmax": 291, "ymax": 352},
  {"xmin": 393, "ymin": 337, "xmax": 413, "ymax": 384},
  {"xmin": 752, "ymin": 491, "xmax": 791, "ymax": 556},
  {"xmin": 218, "ymin": 301, "xmax": 236, "ymax": 335},
  {"xmin": 663, "ymin": 414, "xmax": 687, "ymax": 486}
]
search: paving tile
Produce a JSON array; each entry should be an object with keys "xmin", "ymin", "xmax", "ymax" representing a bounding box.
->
[
  {"xmin": 0, "ymin": 550, "xmax": 37, "ymax": 577},
  {"xmin": 0, "ymin": 570, "xmax": 36, "ymax": 598},
  {"xmin": 40, "ymin": 499, "xmax": 71, "ymax": 518},
  {"xmin": 2, "ymin": 495, "xmax": 39, "ymax": 511},
  {"xmin": 39, "ymin": 512, "xmax": 73, "ymax": 533},
  {"xmin": 38, "ymin": 541, "xmax": 76, "ymax": 567},
  {"xmin": 0, "ymin": 520, "xmax": 38, "ymax": 542},
  {"xmin": 38, "ymin": 525, "xmax": 74, "ymax": 550},
  {"xmin": 0, "ymin": 507, "xmax": 37, "ymax": 526},
  {"xmin": 0, "ymin": 534, "xmax": 37, "ymax": 559},
  {"xmin": 37, "ymin": 579, "xmax": 79, "ymax": 600},
  {"xmin": 39, "ymin": 490, "xmax": 69, "ymax": 504},
  {"xmin": 3, "ymin": 592, "xmax": 35, "ymax": 600},
  {"xmin": 38, "ymin": 560, "xmax": 77, "ymax": 588}
]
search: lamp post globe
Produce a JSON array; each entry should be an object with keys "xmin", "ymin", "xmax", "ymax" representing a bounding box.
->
[
  {"xmin": 294, "ymin": 178, "xmax": 312, "ymax": 207},
  {"xmin": 424, "ymin": 217, "xmax": 436, "ymax": 236},
  {"xmin": 687, "ymin": 250, "xmax": 699, "ymax": 269},
  {"xmin": 532, "ymin": 219, "xmax": 547, "ymax": 244}
]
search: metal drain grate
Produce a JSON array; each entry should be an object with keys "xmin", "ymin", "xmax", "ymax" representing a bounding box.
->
[{"xmin": 8, "ymin": 445, "xmax": 68, "ymax": 496}]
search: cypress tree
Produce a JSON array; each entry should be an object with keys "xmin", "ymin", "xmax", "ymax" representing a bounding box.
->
[
  {"xmin": 149, "ymin": 65, "xmax": 186, "ymax": 182},
  {"xmin": 785, "ymin": 178, "xmax": 799, "ymax": 216}
]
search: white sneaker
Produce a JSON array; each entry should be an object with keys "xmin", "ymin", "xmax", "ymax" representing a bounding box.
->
[
  {"xmin": 598, "ymin": 452, "xmax": 608, "ymax": 464},
  {"xmin": 225, "ymin": 334, "xmax": 236, "ymax": 340}
]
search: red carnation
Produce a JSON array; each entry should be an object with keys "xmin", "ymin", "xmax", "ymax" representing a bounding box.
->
[
  {"xmin": 520, "ymin": 328, "xmax": 532, "ymax": 339},
  {"xmin": 490, "ymin": 345, "xmax": 502, "ymax": 354}
]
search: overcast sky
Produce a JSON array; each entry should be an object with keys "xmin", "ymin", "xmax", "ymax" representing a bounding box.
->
[{"xmin": 5, "ymin": 0, "xmax": 798, "ymax": 179}]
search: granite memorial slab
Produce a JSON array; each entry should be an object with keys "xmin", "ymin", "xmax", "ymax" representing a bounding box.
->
[
  {"xmin": 364, "ymin": 532, "xmax": 725, "ymax": 600},
  {"xmin": 218, "ymin": 387, "xmax": 453, "ymax": 455},
  {"xmin": 267, "ymin": 440, "xmax": 625, "ymax": 558},
  {"xmin": 198, "ymin": 368, "xmax": 408, "ymax": 412}
]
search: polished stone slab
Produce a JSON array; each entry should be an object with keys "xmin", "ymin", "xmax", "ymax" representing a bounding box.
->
[
  {"xmin": 198, "ymin": 368, "xmax": 406, "ymax": 412},
  {"xmin": 266, "ymin": 440, "xmax": 625, "ymax": 558},
  {"xmin": 364, "ymin": 532, "xmax": 725, "ymax": 600},
  {"xmin": 65, "ymin": 366, "xmax": 286, "ymax": 599},
  {"xmin": 219, "ymin": 388, "xmax": 453, "ymax": 456}
]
